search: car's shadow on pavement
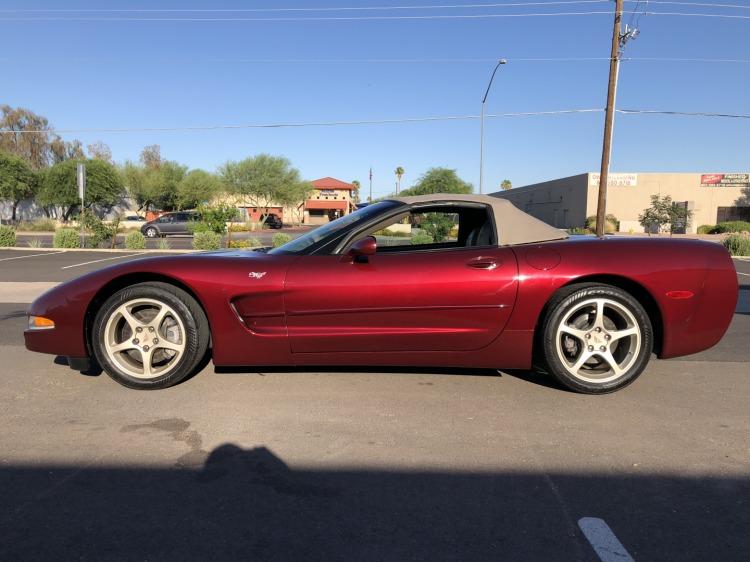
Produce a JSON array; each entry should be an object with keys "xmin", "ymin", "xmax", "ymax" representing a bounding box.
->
[
  {"xmin": 0, "ymin": 442, "xmax": 748, "ymax": 561},
  {"xmin": 214, "ymin": 364, "xmax": 568, "ymax": 391}
]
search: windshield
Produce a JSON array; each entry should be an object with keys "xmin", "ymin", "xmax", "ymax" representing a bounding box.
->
[{"xmin": 270, "ymin": 201, "xmax": 399, "ymax": 254}]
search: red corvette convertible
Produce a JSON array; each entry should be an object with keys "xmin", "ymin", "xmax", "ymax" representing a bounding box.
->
[{"xmin": 25, "ymin": 194, "xmax": 738, "ymax": 394}]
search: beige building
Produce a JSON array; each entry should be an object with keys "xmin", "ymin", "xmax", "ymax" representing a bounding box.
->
[
  {"xmin": 490, "ymin": 172, "xmax": 750, "ymax": 234},
  {"xmin": 303, "ymin": 177, "xmax": 356, "ymax": 225}
]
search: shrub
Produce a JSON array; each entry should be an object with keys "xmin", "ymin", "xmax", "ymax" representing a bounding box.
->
[
  {"xmin": 17, "ymin": 218, "xmax": 56, "ymax": 232},
  {"xmin": 53, "ymin": 228, "xmax": 80, "ymax": 248},
  {"xmin": 722, "ymin": 233, "xmax": 750, "ymax": 256},
  {"xmin": 0, "ymin": 225, "xmax": 16, "ymax": 247},
  {"xmin": 697, "ymin": 224, "xmax": 715, "ymax": 235},
  {"xmin": 375, "ymin": 228, "xmax": 411, "ymax": 238},
  {"xmin": 272, "ymin": 233, "xmax": 292, "ymax": 248},
  {"xmin": 124, "ymin": 231, "xmax": 146, "ymax": 250},
  {"xmin": 157, "ymin": 238, "xmax": 171, "ymax": 250},
  {"xmin": 712, "ymin": 221, "xmax": 750, "ymax": 234},
  {"xmin": 193, "ymin": 231, "xmax": 222, "ymax": 251},
  {"xmin": 228, "ymin": 237, "xmax": 262, "ymax": 249},
  {"xmin": 567, "ymin": 227, "xmax": 591, "ymax": 235},
  {"xmin": 80, "ymin": 210, "xmax": 120, "ymax": 248},
  {"xmin": 26, "ymin": 238, "xmax": 43, "ymax": 248},
  {"xmin": 586, "ymin": 214, "xmax": 619, "ymax": 234},
  {"xmin": 411, "ymin": 231, "xmax": 433, "ymax": 245}
]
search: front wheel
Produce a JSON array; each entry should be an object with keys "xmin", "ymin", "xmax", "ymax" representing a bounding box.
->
[
  {"xmin": 91, "ymin": 282, "xmax": 210, "ymax": 389},
  {"xmin": 540, "ymin": 284, "xmax": 653, "ymax": 394},
  {"xmin": 144, "ymin": 227, "xmax": 159, "ymax": 238}
]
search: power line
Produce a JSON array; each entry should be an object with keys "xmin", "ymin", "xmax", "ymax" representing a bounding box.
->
[
  {"xmin": 617, "ymin": 108, "xmax": 750, "ymax": 118},
  {"xmin": 2, "ymin": 56, "xmax": 748, "ymax": 64},
  {"xmin": 4, "ymin": 1, "xmax": 749, "ymax": 13},
  {"xmin": 5, "ymin": 10, "xmax": 750, "ymax": 21},
  {"xmin": 2, "ymin": 107, "xmax": 748, "ymax": 135},
  {"xmin": 0, "ymin": 11, "xmax": 639, "ymax": 22},
  {"xmin": 0, "ymin": 109, "xmax": 605, "ymax": 134},
  {"xmin": 638, "ymin": 1, "xmax": 750, "ymax": 9},
  {"xmin": 0, "ymin": 2, "xmax": 613, "ymax": 13}
]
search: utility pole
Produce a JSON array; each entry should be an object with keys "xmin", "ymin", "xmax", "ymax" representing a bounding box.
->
[
  {"xmin": 595, "ymin": 1, "xmax": 639, "ymax": 237},
  {"xmin": 596, "ymin": 0, "xmax": 626, "ymax": 238},
  {"xmin": 368, "ymin": 167, "xmax": 373, "ymax": 202}
]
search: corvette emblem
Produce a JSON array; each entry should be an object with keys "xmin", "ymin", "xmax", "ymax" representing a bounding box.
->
[{"xmin": 248, "ymin": 272, "xmax": 267, "ymax": 279}]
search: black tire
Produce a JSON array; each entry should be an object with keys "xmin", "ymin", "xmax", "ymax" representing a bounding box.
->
[
  {"xmin": 91, "ymin": 282, "xmax": 210, "ymax": 390},
  {"xmin": 144, "ymin": 227, "xmax": 159, "ymax": 238},
  {"xmin": 540, "ymin": 283, "xmax": 653, "ymax": 394}
]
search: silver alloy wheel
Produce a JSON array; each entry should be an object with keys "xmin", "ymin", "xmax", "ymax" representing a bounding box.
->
[
  {"xmin": 103, "ymin": 298, "xmax": 186, "ymax": 379},
  {"xmin": 554, "ymin": 297, "xmax": 641, "ymax": 384},
  {"xmin": 145, "ymin": 227, "xmax": 158, "ymax": 238}
]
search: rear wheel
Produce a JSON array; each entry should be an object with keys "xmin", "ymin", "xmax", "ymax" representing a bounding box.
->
[
  {"xmin": 541, "ymin": 284, "xmax": 653, "ymax": 394},
  {"xmin": 91, "ymin": 282, "xmax": 209, "ymax": 389}
]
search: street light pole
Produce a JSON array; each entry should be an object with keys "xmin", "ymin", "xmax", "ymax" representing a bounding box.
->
[{"xmin": 479, "ymin": 59, "xmax": 507, "ymax": 195}]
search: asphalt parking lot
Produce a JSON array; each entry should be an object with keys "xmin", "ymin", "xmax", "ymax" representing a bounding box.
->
[{"xmin": 0, "ymin": 250, "xmax": 748, "ymax": 561}]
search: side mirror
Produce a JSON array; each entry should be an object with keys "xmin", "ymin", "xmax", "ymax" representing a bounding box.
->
[{"xmin": 347, "ymin": 236, "xmax": 377, "ymax": 263}]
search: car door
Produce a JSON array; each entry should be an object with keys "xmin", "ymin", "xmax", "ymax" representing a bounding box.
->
[
  {"xmin": 169, "ymin": 213, "xmax": 188, "ymax": 234},
  {"xmin": 284, "ymin": 205, "xmax": 519, "ymax": 354}
]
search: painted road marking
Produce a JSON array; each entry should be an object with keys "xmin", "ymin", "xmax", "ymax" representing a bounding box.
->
[
  {"xmin": 61, "ymin": 253, "xmax": 144, "ymax": 270},
  {"xmin": 0, "ymin": 282, "xmax": 60, "ymax": 303},
  {"xmin": 0, "ymin": 251, "xmax": 66, "ymax": 262},
  {"xmin": 578, "ymin": 517, "xmax": 634, "ymax": 562},
  {"xmin": 737, "ymin": 272, "xmax": 750, "ymax": 277}
]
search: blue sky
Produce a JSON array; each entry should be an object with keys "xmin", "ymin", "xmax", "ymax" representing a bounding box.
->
[{"xmin": 3, "ymin": 1, "xmax": 748, "ymax": 198}]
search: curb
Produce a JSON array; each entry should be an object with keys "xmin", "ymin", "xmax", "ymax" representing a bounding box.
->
[{"xmin": 0, "ymin": 246, "xmax": 195, "ymax": 254}]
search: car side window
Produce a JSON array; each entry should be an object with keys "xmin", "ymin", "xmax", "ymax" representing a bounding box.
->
[
  {"xmin": 366, "ymin": 205, "xmax": 494, "ymax": 252},
  {"xmin": 158, "ymin": 215, "xmax": 172, "ymax": 223}
]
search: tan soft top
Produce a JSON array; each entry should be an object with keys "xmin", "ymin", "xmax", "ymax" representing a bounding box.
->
[{"xmin": 388, "ymin": 193, "xmax": 568, "ymax": 246}]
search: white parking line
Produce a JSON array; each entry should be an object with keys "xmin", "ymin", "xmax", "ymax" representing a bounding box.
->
[
  {"xmin": 738, "ymin": 272, "xmax": 750, "ymax": 277},
  {"xmin": 61, "ymin": 253, "xmax": 144, "ymax": 270},
  {"xmin": 0, "ymin": 251, "xmax": 66, "ymax": 262},
  {"xmin": 578, "ymin": 517, "xmax": 634, "ymax": 562}
]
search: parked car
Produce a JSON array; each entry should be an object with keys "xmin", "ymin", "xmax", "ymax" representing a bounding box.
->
[
  {"xmin": 140, "ymin": 211, "xmax": 200, "ymax": 238},
  {"xmin": 26, "ymin": 194, "xmax": 737, "ymax": 393},
  {"xmin": 262, "ymin": 213, "xmax": 283, "ymax": 229},
  {"xmin": 122, "ymin": 215, "xmax": 146, "ymax": 223}
]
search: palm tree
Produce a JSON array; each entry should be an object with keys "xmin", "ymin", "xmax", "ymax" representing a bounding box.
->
[
  {"xmin": 395, "ymin": 166, "xmax": 405, "ymax": 194},
  {"xmin": 351, "ymin": 180, "xmax": 361, "ymax": 203}
]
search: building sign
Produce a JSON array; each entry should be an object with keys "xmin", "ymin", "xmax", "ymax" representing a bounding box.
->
[
  {"xmin": 700, "ymin": 173, "xmax": 750, "ymax": 187},
  {"xmin": 318, "ymin": 189, "xmax": 336, "ymax": 196},
  {"xmin": 589, "ymin": 173, "xmax": 638, "ymax": 187}
]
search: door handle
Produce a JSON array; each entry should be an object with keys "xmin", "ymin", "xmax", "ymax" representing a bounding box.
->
[{"xmin": 466, "ymin": 258, "xmax": 498, "ymax": 270}]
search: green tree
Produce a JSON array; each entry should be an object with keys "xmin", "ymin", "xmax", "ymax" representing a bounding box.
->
[
  {"xmin": 420, "ymin": 213, "xmax": 454, "ymax": 243},
  {"xmin": 500, "ymin": 179, "xmax": 512, "ymax": 191},
  {"xmin": 395, "ymin": 166, "xmax": 405, "ymax": 194},
  {"xmin": 401, "ymin": 167, "xmax": 472, "ymax": 196},
  {"xmin": 38, "ymin": 159, "xmax": 124, "ymax": 220},
  {"xmin": 219, "ymin": 154, "xmax": 307, "ymax": 224},
  {"xmin": 278, "ymin": 180, "xmax": 313, "ymax": 226},
  {"xmin": 351, "ymin": 180, "xmax": 361, "ymax": 203},
  {"xmin": 177, "ymin": 169, "xmax": 221, "ymax": 210},
  {"xmin": 638, "ymin": 195, "xmax": 673, "ymax": 234},
  {"xmin": 122, "ymin": 160, "xmax": 186, "ymax": 212},
  {"xmin": 0, "ymin": 151, "xmax": 38, "ymax": 221}
]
